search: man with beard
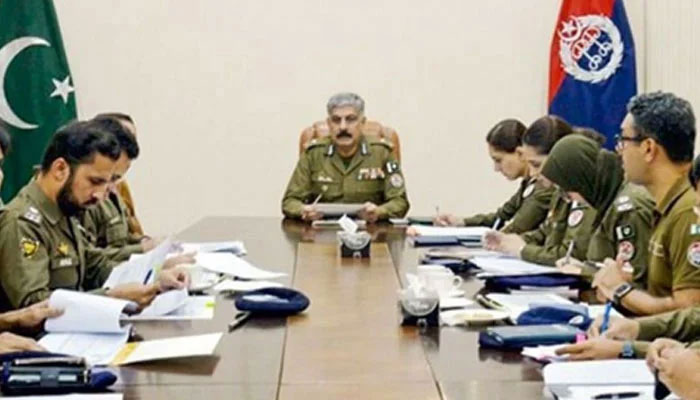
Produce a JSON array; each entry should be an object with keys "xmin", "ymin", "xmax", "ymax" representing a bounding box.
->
[
  {"xmin": 0, "ymin": 121, "xmax": 189, "ymax": 311},
  {"xmin": 282, "ymin": 92, "xmax": 409, "ymax": 222}
]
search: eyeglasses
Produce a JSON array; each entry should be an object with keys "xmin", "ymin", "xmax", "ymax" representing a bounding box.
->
[{"xmin": 614, "ymin": 134, "xmax": 646, "ymax": 151}]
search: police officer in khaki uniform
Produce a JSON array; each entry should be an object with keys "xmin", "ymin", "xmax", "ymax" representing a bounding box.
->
[
  {"xmin": 0, "ymin": 121, "xmax": 188, "ymax": 312},
  {"xmin": 435, "ymin": 119, "xmax": 554, "ymax": 234},
  {"xmin": 282, "ymin": 93, "xmax": 409, "ymax": 222},
  {"xmin": 542, "ymin": 135, "xmax": 655, "ymax": 287},
  {"xmin": 592, "ymin": 92, "xmax": 700, "ymax": 316},
  {"xmin": 81, "ymin": 114, "xmax": 155, "ymax": 262},
  {"xmin": 484, "ymin": 116, "xmax": 600, "ymax": 265}
]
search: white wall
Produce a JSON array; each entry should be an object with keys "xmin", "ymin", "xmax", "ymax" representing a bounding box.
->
[{"xmin": 54, "ymin": 0, "xmax": 655, "ymax": 234}]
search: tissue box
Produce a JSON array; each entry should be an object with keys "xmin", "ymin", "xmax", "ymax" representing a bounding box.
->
[
  {"xmin": 398, "ymin": 288, "xmax": 440, "ymax": 327},
  {"xmin": 337, "ymin": 231, "xmax": 371, "ymax": 258}
]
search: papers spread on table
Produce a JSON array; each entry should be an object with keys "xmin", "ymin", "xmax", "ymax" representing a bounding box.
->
[
  {"xmin": 122, "ymin": 295, "xmax": 215, "ymax": 321},
  {"xmin": 102, "ymin": 237, "xmax": 174, "ymax": 288},
  {"xmin": 409, "ymin": 225, "xmax": 490, "ymax": 238},
  {"xmin": 195, "ymin": 252, "xmax": 286, "ymax": 280},
  {"xmin": 470, "ymin": 257, "xmax": 555, "ymax": 277},
  {"xmin": 544, "ymin": 359, "xmax": 654, "ymax": 386},
  {"xmin": 315, "ymin": 203, "xmax": 365, "ymax": 216},
  {"xmin": 521, "ymin": 344, "xmax": 569, "ymax": 362},
  {"xmin": 132, "ymin": 289, "xmax": 189, "ymax": 317},
  {"xmin": 181, "ymin": 241, "xmax": 247, "ymax": 256},
  {"xmin": 479, "ymin": 292, "xmax": 573, "ymax": 320},
  {"xmin": 111, "ymin": 333, "xmax": 223, "ymax": 365},
  {"xmin": 45, "ymin": 290, "xmax": 134, "ymax": 334},
  {"xmin": 40, "ymin": 330, "xmax": 131, "ymax": 366},
  {"xmin": 213, "ymin": 279, "xmax": 284, "ymax": 293}
]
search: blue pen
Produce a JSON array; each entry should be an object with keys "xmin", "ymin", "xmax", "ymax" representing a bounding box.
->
[
  {"xmin": 143, "ymin": 269, "xmax": 153, "ymax": 284},
  {"xmin": 600, "ymin": 301, "xmax": 612, "ymax": 334}
]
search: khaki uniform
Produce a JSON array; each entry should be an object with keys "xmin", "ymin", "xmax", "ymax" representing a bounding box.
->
[
  {"xmin": 520, "ymin": 192, "xmax": 597, "ymax": 266},
  {"xmin": 586, "ymin": 182, "xmax": 655, "ymax": 287},
  {"xmin": 0, "ymin": 181, "xmax": 116, "ymax": 310},
  {"xmin": 463, "ymin": 177, "xmax": 554, "ymax": 234},
  {"xmin": 646, "ymin": 177, "xmax": 700, "ymax": 297},
  {"xmin": 632, "ymin": 307, "xmax": 700, "ymax": 356},
  {"xmin": 81, "ymin": 191, "xmax": 143, "ymax": 262},
  {"xmin": 282, "ymin": 136, "xmax": 409, "ymax": 219}
]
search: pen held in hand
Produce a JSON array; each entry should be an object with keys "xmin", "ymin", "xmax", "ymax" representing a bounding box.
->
[
  {"xmin": 311, "ymin": 193, "xmax": 323, "ymax": 206},
  {"xmin": 492, "ymin": 217, "xmax": 501, "ymax": 230},
  {"xmin": 564, "ymin": 240, "xmax": 575, "ymax": 265}
]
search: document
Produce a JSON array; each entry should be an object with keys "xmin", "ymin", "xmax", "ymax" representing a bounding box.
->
[
  {"xmin": 195, "ymin": 252, "xmax": 286, "ymax": 280},
  {"xmin": 470, "ymin": 257, "xmax": 555, "ymax": 276},
  {"xmin": 315, "ymin": 202, "xmax": 365, "ymax": 216},
  {"xmin": 480, "ymin": 292, "xmax": 573, "ymax": 320},
  {"xmin": 14, "ymin": 394, "xmax": 123, "ymax": 400},
  {"xmin": 181, "ymin": 240, "xmax": 247, "ymax": 256},
  {"xmin": 409, "ymin": 225, "xmax": 490, "ymax": 238},
  {"xmin": 39, "ymin": 330, "xmax": 130, "ymax": 366},
  {"xmin": 103, "ymin": 237, "xmax": 174, "ymax": 288},
  {"xmin": 111, "ymin": 332, "xmax": 223, "ymax": 365},
  {"xmin": 544, "ymin": 360, "xmax": 654, "ymax": 386},
  {"xmin": 135, "ymin": 289, "xmax": 189, "ymax": 317},
  {"xmin": 521, "ymin": 344, "xmax": 570, "ymax": 362},
  {"xmin": 213, "ymin": 279, "xmax": 284, "ymax": 293},
  {"xmin": 45, "ymin": 290, "xmax": 134, "ymax": 333},
  {"xmin": 122, "ymin": 296, "xmax": 215, "ymax": 321}
]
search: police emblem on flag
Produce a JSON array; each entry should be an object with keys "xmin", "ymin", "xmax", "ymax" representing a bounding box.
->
[{"xmin": 558, "ymin": 15, "xmax": 624, "ymax": 83}]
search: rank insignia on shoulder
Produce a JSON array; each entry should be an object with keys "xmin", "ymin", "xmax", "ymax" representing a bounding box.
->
[
  {"xmin": 688, "ymin": 242, "xmax": 700, "ymax": 268},
  {"xmin": 615, "ymin": 225, "xmax": 635, "ymax": 240},
  {"xmin": 59, "ymin": 257, "xmax": 73, "ymax": 267},
  {"xmin": 21, "ymin": 238, "xmax": 39, "ymax": 258},
  {"xmin": 617, "ymin": 240, "xmax": 636, "ymax": 262},
  {"xmin": 389, "ymin": 173, "xmax": 404, "ymax": 188},
  {"xmin": 616, "ymin": 202, "xmax": 634, "ymax": 213},
  {"xmin": 616, "ymin": 196, "xmax": 631, "ymax": 204},
  {"xmin": 522, "ymin": 184, "xmax": 535, "ymax": 198},
  {"xmin": 109, "ymin": 216, "xmax": 121, "ymax": 225},
  {"xmin": 385, "ymin": 161, "xmax": 400, "ymax": 174},
  {"xmin": 22, "ymin": 207, "xmax": 42, "ymax": 225},
  {"xmin": 690, "ymin": 224, "xmax": 700, "ymax": 235},
  {"xmin": 58, "ymin": 242, "xmax": 70, "ymax": 256}
]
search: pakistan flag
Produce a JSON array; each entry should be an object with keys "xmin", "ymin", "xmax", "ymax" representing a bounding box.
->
[{"xmin": 0, "ymin": 0, "xmax": 76, "ymax": 202}]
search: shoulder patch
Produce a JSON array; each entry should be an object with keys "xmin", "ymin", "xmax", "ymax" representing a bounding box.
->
[
  {"xmin": 568, "ymin": 209, "xmax": 584, "ymax": 227},
  {"xmin": 688, "ymin": 242, "xmax": 700, "ymax": 268},
  {"xmin": 389, "ymin": 173, "xmax": 404, "ymax": 188},
  {"xmin": 21, "ymin": 206, "xmax": 42, "ymax": 225},
  {"xmin": 21, "ymin": 238, "xmax": 39, "ymax": 258},
  {"xmin": 615, "ymin": 224, "xmax": 635, "ymax": 241},
  {"xmin": 385, "ymin": 160, "xmax": 400, "ymax": 174},
  {"xmin": 617, "ymin": 240, "xmax": 636, "ymax": 261}
]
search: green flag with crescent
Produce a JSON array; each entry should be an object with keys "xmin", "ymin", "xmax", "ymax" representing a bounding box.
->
[{"xmin": 0, "ymin": 0, "xmax": 76, "ymax": 201}]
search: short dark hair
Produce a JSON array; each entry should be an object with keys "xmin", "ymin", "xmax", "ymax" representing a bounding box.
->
[
  {"xmin": 0, "ymin": 123, "xmax": 10, "ymax": 155},
  {"xmin": 627, "ymin": 91, "xmax": 696, "ymax": 163},
  {"xmin": 485, "ymin": 119, "xmax": 526, "ymax": 153},
  {"xmin": 573, "ymin": 127, "xmax": 606, "ymax": 147},
  {"xmin": 691, "ymin": 154, "xmax": 700, "ymax": 187},
  {"xmin": 40, "ymin": 120, "xmax": 121, "ymax": 173},
  {"xmin": 94, "ymin": 112, "xmax": 134, "ymax": 125},
  {"xmin": 522, "ymin": 115, "xmax": 573, "ymax": 155},
  {"xmin": 91, "ymin": 115, "xmax": 140, "ymax": 159}
]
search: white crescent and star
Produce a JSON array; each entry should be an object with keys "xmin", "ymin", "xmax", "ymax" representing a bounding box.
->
[{"xmin": 0, "ymin": 36, "xmax": 74, "ymax": 130}]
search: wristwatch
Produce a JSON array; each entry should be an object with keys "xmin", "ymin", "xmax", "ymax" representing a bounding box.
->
[
  {"xmin": 619, "ymin": 340, "xmax": 635, "ymax": 359},
  {"xmin": 612, "ymin": 283, "xmax": 634, "ymax": 305}
]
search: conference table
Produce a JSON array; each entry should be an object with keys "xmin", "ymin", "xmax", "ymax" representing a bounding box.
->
[{"xmin": 112, "ymin": 217, "xmax": 547, "ymax": 399}]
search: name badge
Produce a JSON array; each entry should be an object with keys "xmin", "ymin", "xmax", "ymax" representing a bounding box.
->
[{"xmin": 59, "ymin": 257, "xmax": 73, "ymax": 267}]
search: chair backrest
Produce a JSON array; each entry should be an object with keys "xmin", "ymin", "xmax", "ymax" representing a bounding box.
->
[{"xmin": 298, "ymin": 120, "xmax": 401, "ymax": 161}]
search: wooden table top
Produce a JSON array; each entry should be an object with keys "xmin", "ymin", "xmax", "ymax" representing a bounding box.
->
[{"xmin": 110, "ymin": 217, "xmax": 546, "ymax": 399}]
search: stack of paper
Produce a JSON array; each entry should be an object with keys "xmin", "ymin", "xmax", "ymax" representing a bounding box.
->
[
  {"xmin": 195, "ymin": 252, "xmax": 286, "ymax": 280},
  {"xmin": 103, "ymin": 237, "xmax": 174, "ymax": 288},
  {"xmin": 40, "ymin": 290, "xmax": 136, "ymax": 365},
  {"xmin": 410, "ymin": 225, "xmax": 490, "ymax": 238},
  {"xmin": 479, "ymin": 293, "xmax": 573, "ymax": 321},
  {"xmin": 181, "ymin": 241, "xmax": 247, "ymax": 256},
  {"xmin": 123, "ymin": 295, "xmax": 216, "ymax": 321},
  {"xmin": 470, "ymin": 257, "xmax": 555, "ymax": 277}
]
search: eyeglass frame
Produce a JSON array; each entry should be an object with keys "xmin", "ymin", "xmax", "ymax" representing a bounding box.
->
[{"xmin": 614, "ymin": 133, "xmax": 648, "ymax": 151}]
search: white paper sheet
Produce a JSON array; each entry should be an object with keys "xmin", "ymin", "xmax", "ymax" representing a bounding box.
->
[
  {"xmin": 409, "ymin": 225, "xmax": 490, "ymax": 237},
  {"xmin": 39, "ymin": 329, "xmax": 130, "ymax": 366},
  {"xmin": 521, "ymin": 344, "xmax": 570, "ymax": 362},
  {"xmin": 113, "ymin": 332, "xmax": 223, "ymax": 365},
  {"xmin": 122, "ymin": 296, "xmax": 215, "ymax": 321},
  {"xmin": 181, "ymin": 241, "xmax": 247, "ymax": 256},
  {"xmin": 439, "ymin": 297, "xmax": 475, "ymax": 309},
  {"xmin": 471, "ymin": 257, "xmax": 555, "ymax": 276},
  {"xmin": 195, "ymin": 253, "xmax": 286, "ymax": 280},
  {"xmin": 45, "ymin": 290, "xmax": 133, "ymax": 333},
  {"xmin": 103, "ymin": 237, "xmax": 174, "ymax": 288},
  {"xmin": 10, "ymin": 395, "xmax": 123, "ymax": 400},
  {"xmin": 544, "ymin": 360, "xmax": 654, "ymax": 386},
  {"xmin": 213, "ymin": 279, "xmax": 284, "ymax": 293},
  {"xmin": 136, "ymin": 289, "xmax": 189, "ymax": 317},
  {"xmin": 315, "ymin": 203, "xmax": 364, "ymax": 216}
]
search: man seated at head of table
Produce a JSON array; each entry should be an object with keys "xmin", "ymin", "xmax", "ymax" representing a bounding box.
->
[
  {"xmin": 0, "ymin": 120, "xmax": 190, "ymax": 312},
  {"xmin": 281, "ymin": 92, "xmax": 409, "ymax": 223},
  {"xmin": 79, "ymin": 113, "xmax": 160, "ymax": 262}
]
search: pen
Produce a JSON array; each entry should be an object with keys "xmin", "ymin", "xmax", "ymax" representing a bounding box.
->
[
  {"xmin": 592, "ymin": 391, "xmax": 640, "ymax": 399},
  {"xmin": 143, "ymin": 269, "xmax": 153, "ymax": 285},
  {"xmin": 600, "ymin": 301, "xmax": 612, "ymax": 334},
  {"xmin": 228, "ymin": 311, "xmax": 252, "ymax": 332},
  {"xmin": 311, "ymin": 193, "xmax": 323, "ymax": 206},
  {"xmin": 564, "ymin": 240, "xmax": 575, "ymax": 265},
  {"xmin": 492, "ymin": 217, "xmax": 501, "ymax": 230}
]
